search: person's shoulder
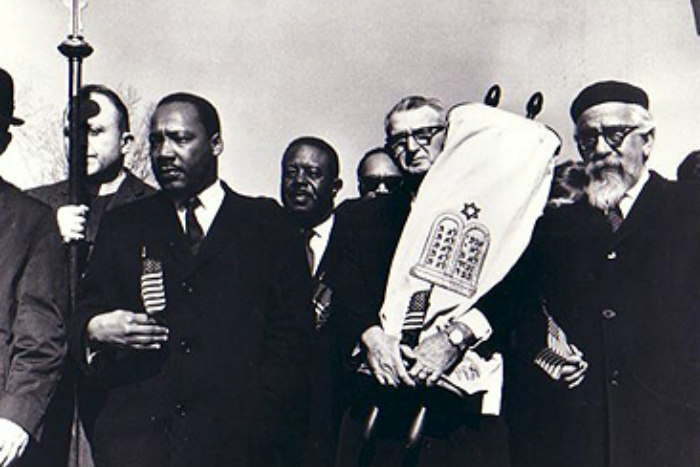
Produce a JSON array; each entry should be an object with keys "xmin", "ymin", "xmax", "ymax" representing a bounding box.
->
[
  {"xmin": 223, "ymin": 186, "xmax": 284, "ymax": 219},
  {"xmin": 1, "ymin": 180, "xmax": 55, "ymax": 230},
  {"xmin": 121, "ymin": 171, "xmax": 158, "ymax": 195},
  {"xmin": 24, "ymin": 178, "xmax": 69, "ymax": 209},
  {"xmin": 103, "ymin": 190, "xmax": 169, "ymax": 222}
]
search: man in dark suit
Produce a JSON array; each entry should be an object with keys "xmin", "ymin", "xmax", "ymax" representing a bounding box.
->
[
  {"xmin": 279, "ymin": 136, "xmax": 346, "ymax": 466},
  {"xmin": 69, "ymin": 92, "xmax": 309, "ymax": 467},
  {"xmin": 28, "ymin": 84, "xmax": 155, "ymax": 251},
  {"xmin": 510, "ymin": 81, "xmax": 700, "ymax": 467},
  {"xmin": 0, "ymin": 68, "xmax": 67, "ymax": 467},
  {"xmin": 27, "ymin": 84, "xmax": 155, "ymax": 467}
]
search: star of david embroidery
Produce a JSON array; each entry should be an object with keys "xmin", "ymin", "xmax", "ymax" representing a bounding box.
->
[{"xmin": 461, "ymin": 202, "xmax": 481, "ymax": 220}]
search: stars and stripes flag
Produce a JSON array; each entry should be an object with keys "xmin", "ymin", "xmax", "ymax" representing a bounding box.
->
[{"xmin": 141, "ymin": 248, "xmax": 166, "ymax": 315}]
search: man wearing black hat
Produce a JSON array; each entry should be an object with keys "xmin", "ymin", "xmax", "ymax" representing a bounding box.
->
[
  {"xmin": 509, "ymin": 80, "xmax": 700, "ymax": 467},
  {"xmin": 0, "ymin": 68, "xmax": 67, "ymax": 467}
]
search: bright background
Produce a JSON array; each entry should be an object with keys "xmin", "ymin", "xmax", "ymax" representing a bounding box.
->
[{"xmin": 1, "ymin": 0, "xmax": 699, "ymax": 201}]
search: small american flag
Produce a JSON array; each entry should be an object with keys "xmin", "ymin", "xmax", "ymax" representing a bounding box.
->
[
  {"xmin": 141, "ymin": 247, "xmax": 166, "ymax": 315},
  {"xmin": 533, "ymin": 313, "xmax": 576, "ymax": 381}
]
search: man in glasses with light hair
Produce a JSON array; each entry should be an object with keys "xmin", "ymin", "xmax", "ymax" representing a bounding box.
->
[
  {"xmin": 383, "ymin": 95, "xmax": 446, "ymax": 194},
  {"xmin": 508, "ymin": 80, "xmax": 700, "ymax": 467}
]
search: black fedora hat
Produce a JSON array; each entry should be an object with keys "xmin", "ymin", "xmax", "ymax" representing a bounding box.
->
[{"xmin": 0, "ymin": 68, "xmax": 24, "ymax": 126}]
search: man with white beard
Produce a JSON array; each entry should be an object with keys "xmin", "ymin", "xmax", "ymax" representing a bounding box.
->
[{"xmin": 509, "ymin": 80, "xmax": 700, "ymax": 467}]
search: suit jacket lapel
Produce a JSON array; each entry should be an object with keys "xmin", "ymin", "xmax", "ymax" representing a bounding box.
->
[
  {"xmin": 188, "ymin": 185, "xmax": 241, "ymax": 275},
  {"xmin": 143, "ymin": 193, "xmax": 192, "ymax": 270},
  {"xmin": 613, "ymin": 172, "xmax": 667, "ymax": 243}
]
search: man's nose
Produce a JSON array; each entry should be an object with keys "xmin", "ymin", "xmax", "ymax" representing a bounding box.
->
[
  {"xmin": 293, "ymin": 170, "xmax": 309, "ymax": 184},
  {"xmin": 406, "ymin": 135, "xmax": 420, "ymax": 153},
  {"xmin": 593, "ymin": 134, "xmax": 614, "ymax": 155},
  {"xmin": 375, "ymin": 181, "xmax": 390, "ymax": 194},
  {"xmin": 155, "ymin": 138, "xmax": 175, "ymax": 158}
]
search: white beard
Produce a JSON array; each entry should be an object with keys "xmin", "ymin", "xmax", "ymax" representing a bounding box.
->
[{"xmin": 585, "ymin": 164, "xmax": 629, "ymax": 211}]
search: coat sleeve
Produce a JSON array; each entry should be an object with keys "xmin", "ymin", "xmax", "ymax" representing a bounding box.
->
[{"xmin": 0, "ymin": 208, "xmax": 67, "ymax": 440}]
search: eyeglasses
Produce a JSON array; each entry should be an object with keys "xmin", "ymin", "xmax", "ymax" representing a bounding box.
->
[
  {"xmin": 359, "ymin": 175, "xmax": 403, "ymax": 193},
  {"xmin": 575, "ymin": 125, "xmax": 643, "ymax": 153},
  {"xmin": 386, "ymin": 125, "xmax": 445, "ymax": 153}
]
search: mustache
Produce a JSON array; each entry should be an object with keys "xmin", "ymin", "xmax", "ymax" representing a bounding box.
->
[{"xmin": 586, "ymin": 158, "xmax": 623, "ymax": 179}]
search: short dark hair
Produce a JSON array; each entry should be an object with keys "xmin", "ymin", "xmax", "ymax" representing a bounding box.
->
[
  {"xmin": 80, "ymin": 84, "xmax": 130, "ymax": 132},
  {"xmin": 282, "ymin": 136, "xmax": 340, "ymax": 179},
  {"xmin": 384, "ymin": 95, "xmax": 445, "ymax": 137},
  {"xmin": 357, "ymin": 147, "xmax": 394, "ymax": 178},
  {"xmin": 155, "ymin": 92, "xmax": 221, "ymax": 138}
]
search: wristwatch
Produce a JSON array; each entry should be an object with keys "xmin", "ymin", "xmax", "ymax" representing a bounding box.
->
[{"xmin": 446, "ymin": 324, "xmax": 468, "ymax": 352}]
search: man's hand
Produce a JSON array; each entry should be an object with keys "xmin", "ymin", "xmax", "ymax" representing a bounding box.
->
[
  {"xmin": 361, "ymin": 325, "xmax": 414, "ymax": 387},
  {"xmin": 560, "ymin": 344, "xmax": 588, "ymax": 389},
  {"xmin": 56, "ymin": 205, "xmax": 89, "ymax": 243},
  {"xmin": 87, "ymin": 310, "xmax": 169, "ymax": 350},
  {"xmin": 406, "ymin": 330, "xmax": 461, "ymax": 386},
  {"xmin": 0, "ymin": 418, "xmax": 28, "ymax": 467}
]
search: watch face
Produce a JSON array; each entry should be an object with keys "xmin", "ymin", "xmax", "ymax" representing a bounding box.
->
[{"xmin": 449, "ymin": 328, "xmax": 464, "ymax": 345}]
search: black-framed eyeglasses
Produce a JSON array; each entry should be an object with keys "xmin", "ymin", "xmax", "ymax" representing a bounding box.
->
[
  {"xmin": 575, "ymin": 125, "xmax": 642, "ymax": 153},
  {"xmin": 386, "ymin": 125, "xmax": 445, "ymax": 153},
  {"xmin": 359, "ymin": 175, "xmax": 403, "ymax": 194}
]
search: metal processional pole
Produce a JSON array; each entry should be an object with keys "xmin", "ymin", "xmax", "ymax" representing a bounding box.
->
[
  {"xmin": 57, "ymin": 0, "xmax": 92, "ymax": 311},
  {"xmin": 57, "ymin": 2, "xmax": 92, "ymax": 466}
]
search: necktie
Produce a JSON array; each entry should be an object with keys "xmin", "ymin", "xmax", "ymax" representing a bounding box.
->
[
  {"xmin": 303, "ymin": 228, "xmax": 316, "ymax": 273},
  {"xmin": 606, "ymin": 205, "xmax": 623, "ymax": 233},
  {"xmin": 185, "ymin": 197, "xmax": 204, "ymax": 255}
]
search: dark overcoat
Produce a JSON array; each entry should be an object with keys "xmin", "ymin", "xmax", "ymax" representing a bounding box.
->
[
  {"xmin": 510, "ymin": 172, "xmax": 700, "ymax": 467},
  {"xmin": 0, "ymin": 180, "xmax": 66, "ymax": 442},
  {"xmin": 25, "ymin": 170, "xmax": 156, "ymax": 466},
  {"xmin": 69, "ymin": 185, "xmax": 310, "ymax": 467}
]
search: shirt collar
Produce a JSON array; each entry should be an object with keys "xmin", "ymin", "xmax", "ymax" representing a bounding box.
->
[
  {"xmin": 96, "ymin": 170, "xmax": 127, "ymax": 196},
  {"xmin": 196, "ymin": 179, "xmax": 225, "ymax": 212},
  {"xmin": 312, "ymin": 213, "xmax": 335, "ymax": 240},
  {"xmin": 619, "ymin": 167, "xmax": 649, "ymax": 218}
]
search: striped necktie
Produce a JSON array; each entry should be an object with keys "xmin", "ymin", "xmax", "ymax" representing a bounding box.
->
[{"xmin": 606, "ymin": 205, "xmax": 623, "ymax": 233}]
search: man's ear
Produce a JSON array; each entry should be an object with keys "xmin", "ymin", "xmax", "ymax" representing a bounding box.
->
[
  {"xmin": 0, "ymin": 131, "xmax": 12, "ymax": 155},
  {"xmin": 332, "ymin": 178, "xmax": 343, "ymax": 197},
  {"xmin": 210, "ymin": 133, "xmax": 223, "ymax": 157},
  {"xmin": 120, "ymin": 132, "xmax": 134, "ymax": 156},
  {"xmin": 642, "ymin": 128, "xmax": 655, "ymax": 161}
]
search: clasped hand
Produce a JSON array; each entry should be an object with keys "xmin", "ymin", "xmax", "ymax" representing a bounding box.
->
[
  {"xmin": 87, "ymin": 309, "xmax": 169, "ymax": 350},
  {"xmin": 361, "ymin": 325, "xmax": 461, "ymax": 387},
  {"xmin": 560, "ymin": 344, "xmax": 588, "ymax": 389},
  {"xmin": 56, "ymin": 204, "xmax": 89, "ymax": 243}
]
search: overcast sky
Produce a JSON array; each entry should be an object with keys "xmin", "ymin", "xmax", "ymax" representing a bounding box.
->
[{"xmin": 1, "ymin": 0, "xmax": 699, "ymax": 201}]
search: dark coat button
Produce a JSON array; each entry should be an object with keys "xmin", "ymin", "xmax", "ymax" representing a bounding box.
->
[{"xmin": 602, "ymin": 309, "xmax": 616, "ymax": 319}]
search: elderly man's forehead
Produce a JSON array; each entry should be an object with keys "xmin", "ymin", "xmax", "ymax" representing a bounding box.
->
[
  {"xmin": 576, "ymin": 102, "xmax": 647, "ymax": 128},
  {"xmin": 388, "ymin": 106, "xmax": 444, "ymax": 134}
]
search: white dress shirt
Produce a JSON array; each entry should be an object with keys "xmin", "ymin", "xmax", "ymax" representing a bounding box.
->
[
  {"xmin": 619, "ymin": 167, "xmax": 650, "ymax": 218},
  {"xmin": 309, "ymin": 214, "xmax": 335, "ymax": 276},
  {"xmin": 175, "ymin": 180, "xmax": 225, "ymax": 235}
]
